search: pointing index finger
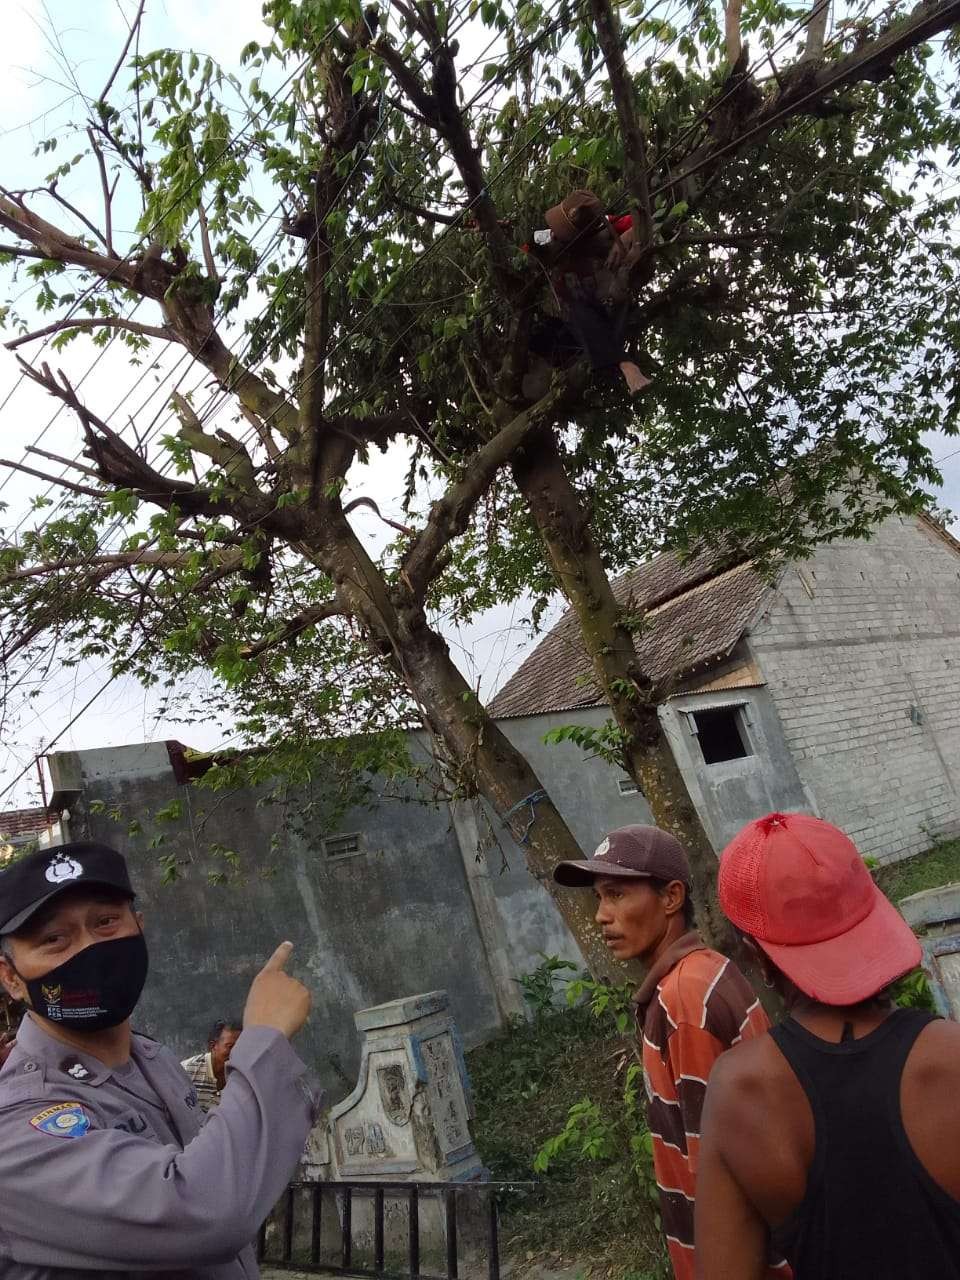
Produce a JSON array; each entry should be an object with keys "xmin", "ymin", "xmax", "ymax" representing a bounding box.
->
[{"xmin": 262, "ymin": 940, "xmax": 294, "ymax": 973}]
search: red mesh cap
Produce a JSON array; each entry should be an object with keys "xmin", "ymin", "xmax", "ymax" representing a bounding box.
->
[
  {"xmin": 719, "ymin": 813, "xmax": 921, "ymax": 1005},
  {"xmin": 554, "ymin": 825, "xmax": 690, "ymax": 888}
]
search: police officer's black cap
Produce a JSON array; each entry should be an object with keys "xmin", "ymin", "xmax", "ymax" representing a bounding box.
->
[{"xmin": 0, "ymin": 842, "xmax": 134, "ymax": 936}]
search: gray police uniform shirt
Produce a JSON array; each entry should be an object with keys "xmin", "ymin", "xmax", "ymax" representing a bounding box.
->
[{"xmin": 0, "ymin": 1014, "xmax": 321, "ymax": 1278}]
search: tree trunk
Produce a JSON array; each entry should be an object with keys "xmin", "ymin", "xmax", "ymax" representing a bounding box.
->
[
  {"xmin": 512, "ymin": 427, "xmax": 734, "ymax": 951},
  {"xmin": 316, "ymin": 511, "xmax": 636, "ymax": 983}
]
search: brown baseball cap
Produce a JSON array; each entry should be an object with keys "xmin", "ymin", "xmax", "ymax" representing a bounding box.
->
[
  {"xmin": 545, "ymin": 189, "xmax": 605, "ymax": 243},
  {"xmin": 554, "ymin": 825, "xmax": 691, "ymax": 888}
]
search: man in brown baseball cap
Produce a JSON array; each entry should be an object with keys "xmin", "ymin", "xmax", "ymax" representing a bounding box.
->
[{"xmin": 555, "ymin": 827, "xmax": 783, "ymax": 1280}]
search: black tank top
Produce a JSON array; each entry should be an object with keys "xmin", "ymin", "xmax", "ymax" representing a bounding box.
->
[{"xmin": 770, "ymin": 1007, "xmax": 960, "ymax": 1279}]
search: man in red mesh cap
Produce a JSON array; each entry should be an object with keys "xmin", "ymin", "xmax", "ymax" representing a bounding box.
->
[
  {"xmin": 555, "ymin": 826, "xmax": 782, "ymax": 1280},
  {"xmin": 696, "ymin": 811, "xmax": 960, "ymax": 1280}
]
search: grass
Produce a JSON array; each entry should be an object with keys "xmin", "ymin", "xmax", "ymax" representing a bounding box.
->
[
  {"xmin": 466, "ymin": 1003, "xmax": 668, "ymax": 1280},
  {"xmin": 875, "ymin": 836, "xmax": 960, "ymax": 905}
]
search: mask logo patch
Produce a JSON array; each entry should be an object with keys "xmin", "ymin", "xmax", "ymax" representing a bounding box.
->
[
  {"xmin": 44, "ymin": 855, "xmax": 83, "ymax": 885},
  {"xmin": 30, "ymin": 1103, "xmax": 90, "ymax": 1140},
  {"xmin": 41, "ymin": 984, "xmax": 62, "ymax": 1005}
]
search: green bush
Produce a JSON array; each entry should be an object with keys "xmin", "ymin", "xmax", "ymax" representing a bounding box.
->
[{"xmin": 467, "ymin": 957, "xmax": 667, "ymax": 1277}]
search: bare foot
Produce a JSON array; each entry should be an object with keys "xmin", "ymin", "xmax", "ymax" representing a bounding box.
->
[{"xmin": 619, "ymin": 361, "xmax": 651, "ymax": 394}]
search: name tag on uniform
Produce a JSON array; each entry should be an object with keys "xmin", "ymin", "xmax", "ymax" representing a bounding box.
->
[{"xmin": 30, "ymin": 1102, "xmax": 90, "ymax": 1139}]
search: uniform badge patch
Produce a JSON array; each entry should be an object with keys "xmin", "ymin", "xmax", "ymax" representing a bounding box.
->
[{"xmin": 30, "ymin": 1102, "xmax": 91, "ymax": 1139}]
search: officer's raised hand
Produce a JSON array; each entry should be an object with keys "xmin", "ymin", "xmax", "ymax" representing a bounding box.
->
[{"xmin": 243, "ymin": 940, "xmax": 311, "ymax": 1040}]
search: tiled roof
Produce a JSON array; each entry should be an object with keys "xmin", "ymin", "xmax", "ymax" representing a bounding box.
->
[
  {"xmin": 0, "ymin": 806, "xmax": 53, "ymax": 840},
  {"xmin": 488, "ymin": 554, "xmax": 770, "ymax": 720}
]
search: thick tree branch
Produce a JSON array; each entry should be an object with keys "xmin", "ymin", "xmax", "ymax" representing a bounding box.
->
[
  {"xmin": 668, "ymin": 0, "xmax": 960, "ymax": 202},
  {"xmin": 5, "ymin": 315, "xmax": 172, "ymax": 351},
  {"xmin": 401, "ymin": 382, "xmax": 566, "ymax": 597},
  {"xmin": 588, "ymin": 0, "xmax": 652, "ymax": 236},
  {"xmin": 238, "ymin": 600, "xmax": 344, "ymax": 660},
  {"xmin": 0, "ymin": 193, "xmax": 132, "ymax": 283},
  {"xmin": 803, "ymin": 0, "xmax": 831, "ymax": 61},
  {"xmin": 725, "ymin": 0, "xmax": 744, "ymax": 66},
  {"xmin": 373, "ymin": 38, "xmax": 517, "ymax": 293},
  {"xmin": 171, "ymin": 392, "xmax": 257, "ymax": 492}
]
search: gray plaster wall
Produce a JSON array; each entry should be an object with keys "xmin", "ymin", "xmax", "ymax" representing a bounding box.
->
[
  {"xmin": 658, "ymin": 679, "xmax": 815, "ymax": 851},
  {"xmin": 490, "ymin": 708, "xmax": 654, "ymax": 978},
  {"xmin": 65, "ymin": 742, "xmax": 506, "ymax": 1097},
  {"xmin": 747, "ymin": 515, "xmax": 960, "ymax": 863}
]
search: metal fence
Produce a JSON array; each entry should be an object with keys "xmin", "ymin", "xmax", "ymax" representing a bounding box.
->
[{"xmin": 258, "ymin": 1181, "xmax": 519, "ymax": 1280}]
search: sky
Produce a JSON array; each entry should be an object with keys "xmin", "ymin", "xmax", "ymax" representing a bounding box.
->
[{"xmin": 0, "ymin": 0, "xmax": 957, "ymax": 808}]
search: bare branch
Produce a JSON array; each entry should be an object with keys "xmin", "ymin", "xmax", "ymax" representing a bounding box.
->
[
  {"xmin": 343, "ymin": 496, "xmax": 414, "ymax": 536},
  {"xmin": 0, "ymin": 242, "xmax": 53, "ymax": 262},
  {"xmin": 0, "ymin": 548, "xmax": 244, "ymax": 587},
  {"xmin": 86, "ymin": 128, "xmax": 115, "ymax": 255},
  {"xmin": 5, "ymin": 315, "xmax": 172, "ymax": 351},
  {"xmin": 388, "ymin": 185, "xmax": 461, "ymax": 225},
  {"xmin": 99, "ymin": 0, "xmax": 147, "ymax": 103},
  {"xmin": 239, "ymin": 601, "xmax": 344, "ymax": 660},
  {"xmin": 196, "ymin": 201, "xmax": 221, "ymax": 287},
  {"xmin": 26, "ymin": 445, "xmax": 101, "ymax": 479},
  {"xmin": 238, "ymin": 405, "xmax": 281, "ymax": 462},
  {"xmin": 0, "ymin": 457, "xmax": 105, "ymax": 498}
]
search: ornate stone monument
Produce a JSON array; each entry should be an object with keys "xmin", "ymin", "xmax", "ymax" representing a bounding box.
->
[
  {"xmin": 900, "ymin": 882, "xmax": 960, "ymax": 1020},
  {"xmin": 298, "ymin": 990, "xmax": 483, "ymax": 1183}
]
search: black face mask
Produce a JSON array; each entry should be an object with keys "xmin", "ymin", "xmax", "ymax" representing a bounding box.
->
[{"xmin": 21, "ymin": 933, "xmax": 149, "ymax": 1031}]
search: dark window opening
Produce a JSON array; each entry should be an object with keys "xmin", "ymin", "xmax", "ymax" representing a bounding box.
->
[
  {"xmin": 323, "ymin": 832, "xmax": 361, "ymax": 859},
  {"xmin": 692, "ymin": 707, "xmax": 751, "ymax": 765}
]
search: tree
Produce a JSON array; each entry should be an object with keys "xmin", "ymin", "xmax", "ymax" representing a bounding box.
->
[{"xmin": 0, "ymin": 0, "xmax": 957, "ymax": 969}]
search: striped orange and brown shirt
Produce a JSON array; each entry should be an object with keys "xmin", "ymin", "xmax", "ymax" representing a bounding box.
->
[{"xmin": 634, "ymin": 933, "xmax": 787, "ymax": 1280}]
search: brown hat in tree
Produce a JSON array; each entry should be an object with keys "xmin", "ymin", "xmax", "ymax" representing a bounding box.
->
[{"xmin": 545, "ymin": 189, "xmax": 605, "ymax": 243}]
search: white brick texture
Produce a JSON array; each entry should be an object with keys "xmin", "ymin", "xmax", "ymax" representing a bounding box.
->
[{"xmin": 749, "ymin": 517, "xmax": 960, "ymax": 864}]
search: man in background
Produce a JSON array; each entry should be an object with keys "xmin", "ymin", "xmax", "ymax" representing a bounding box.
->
[{"xmin": 182, "ymin": 1018, "xmax": 243, "ymax": 1112}]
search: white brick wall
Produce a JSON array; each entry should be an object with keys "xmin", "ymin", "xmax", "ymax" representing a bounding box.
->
[{"xmin": 748, "ymin": 516, "xmax": 960, "ymax": 864}]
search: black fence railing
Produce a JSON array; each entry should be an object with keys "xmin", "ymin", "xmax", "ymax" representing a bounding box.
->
[{"xmin": 258, "ymin": 1181, "xmax": 523, "ymax": 1280}]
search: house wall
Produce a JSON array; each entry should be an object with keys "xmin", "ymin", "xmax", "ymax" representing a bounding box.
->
[
  {"xmin": 747, "ymin": 515, "xmax": 960, "ymax": 863},
  {"xmin": 657, "ymin": 678, "xmax": 815, "ymax": 850}
]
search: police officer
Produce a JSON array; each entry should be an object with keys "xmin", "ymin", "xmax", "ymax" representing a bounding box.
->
[{"xmin": 0, "ymin": 840, "xmax": 320, "ymax": 1278}]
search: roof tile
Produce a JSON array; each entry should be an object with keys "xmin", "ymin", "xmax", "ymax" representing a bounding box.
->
[{"xmin": 488, "ymin": 553, "xmax": 768, "ymax": 719}]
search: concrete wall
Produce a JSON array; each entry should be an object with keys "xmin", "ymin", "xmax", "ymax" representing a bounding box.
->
[
  {"xmin": 494, "ymin": 708, "xmax": 653, "ymax": 977},
  {"xmin": 55, "ymin": 712, "xmax": 659, "ymax": 1090},
  {"xmin": 60, "ymin": 722, "xmax": 643, "ymax": 1093},
  {"xmin": 65, "ymin": 742, "xmax": 506, "ymax": 1097},
  {"xmin": 747, "ymin": 515, "xmax": 960, "ymax": 863}
]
